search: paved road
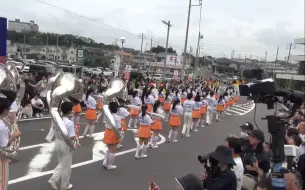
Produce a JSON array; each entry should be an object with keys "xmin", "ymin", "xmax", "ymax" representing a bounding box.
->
[{"xmin": 6, "ymin": 98, "xmax": 270, "ymax": 190}]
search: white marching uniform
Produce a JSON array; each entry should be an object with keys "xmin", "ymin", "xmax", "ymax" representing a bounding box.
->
[
  {"xmin": 206, "ymin": 96, "xmax": 217, "ymax": 125},
  {"xmin": 49, "ymin": 117, "xmax": 75, "ymax": 189},
  {"xmin": 182, "ymin": 100, "xmax": 194, "ymax": 137},
  {"xmin": 83, "ymin": 95, "xmax": 97, "ymax": 137},
  {"xmin": 0, "ymin": 120, "xmax": 9, "ymax": 190},
  {"xmin": 128, "ymin": 96, "xmax": 142, "ymax": 128}
]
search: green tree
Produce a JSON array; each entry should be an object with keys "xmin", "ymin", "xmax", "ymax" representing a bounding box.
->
[{"xmin": 150, "ymin": 45, "xmax": 176, "ymax": 54}]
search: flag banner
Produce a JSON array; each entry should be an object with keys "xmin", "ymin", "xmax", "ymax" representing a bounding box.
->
[{"xmin": 0, "ymin": 17, "xmax": 7, "ymax": 64}]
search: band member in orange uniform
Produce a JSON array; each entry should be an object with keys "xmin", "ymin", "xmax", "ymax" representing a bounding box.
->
[
  {"xmin": 135, "ymin": 105, "xmax": 153, "ymax": 159},
  {"xmin": 180, "ymin": 89, "xmax": 187, "ymax": 104},
  {"xmin": 103, "ymin": 101, "xmax": 121, "ymax": 170},
  {"xmin": 191, "ymin": 93, "xmax": 202, "ymax": 132},
  {"xmin": 158, "ymin": 87, "xmax": 165, "ymax": 104},
  {"xmin": 149, "ymin": 100, "xmax": 164, "ymax": 148},
  {"xmin": 216, "ymin": 95, "xmax": 225, "ymax": 121},
  {"xmin": 83, "ymin": 88, "xmax": 97, "ymax": 138},
  {"xmin": 168, "ymin": 99, "xmax": 183, "ymax": 143},
  {"xmin": 143, "ymin": 88, "xmax": 155, "ymax": 113},
  {"xmin": 72, "ymin": 103, "xmax": 82, "ymax": 145},
  {"xmin": 96, "ymin": 94, "xmax": 104, "ymax": 122},
  {"xmin": 128, "ymin": 91, "xmax": 142, "ymax": 128},
  {"xmin": 200, "ymin": 95, "xmax": 208, "ymax": 128},
  {"xmin": 163, "ymin": 92, "xmax": 172, "ymax": 122},
  {"xmin": 117, "ymin": 105, "xmax": 130, "ymax": 149}
]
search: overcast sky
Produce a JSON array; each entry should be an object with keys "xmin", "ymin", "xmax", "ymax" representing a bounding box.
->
[{"xmin": 1, "ymin": 0, "xmax": 304, "ymax": 61}]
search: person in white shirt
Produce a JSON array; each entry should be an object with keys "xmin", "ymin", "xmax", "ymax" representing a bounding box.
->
[
  {"xmin": 116, "ymin": 106, "xmax": 130, "ymax": 149},
  {"xmin": 143, "ymin": 88, "xmax": 155, "ymax": 113},
  {"xmin": 192, "ymin": 94, "xmax": 202, "ymax": 132},
  {"xmin": 48, "ymin": 102, "xmax": 75, "ymax": 190},
  {"xmin": 149, "ymin": 100, "xmax": 164, "ymax": 148},
  {"xmin": 163, "ymin": 92, "xmax": 172, "ymax": 122},
  {"xmin": 31, "ymin": 93, "xmax": 45, "ymax": 118},
  {"xmin": 216, "ymin": 95, "xmax": 225, "ymax": 121},
  {"xmin": 0, "ymin": 95, "xmax": 21, "ymax": 190},
  {"xmin": 206, "ymin": 91, "xmax": 217, "ymax": 125},
  {"xmin": 9, "ymin": 100, "xmax": 18, "ymax": 124},
  {"xmin": 200, "ymin": 95, "xmax": 208, "ymax": 128},
  {"xmin": 182, "ymin": 93, "xmax": 194, "ymax": 137},
  {"xmin": 168, "ymin": 99, "xmax": 184, "ymax": 143},
  {"xmin": 225, "ymin": 137, "xmax": 244, "ymax": 190},
  {"xmin": 103, "ymin": 101, "xmax": 122, "ymax": 170},
  {"xmin": 128, "ymin": 91, "xmax": 142, "ymax": 129},
  {"xmin": 83, "ymin": 88, "xmax": 97, "ymax": 137},
  {"xmin": 135, "ymin": 105, "xmax": 153, "ymax": 159}
]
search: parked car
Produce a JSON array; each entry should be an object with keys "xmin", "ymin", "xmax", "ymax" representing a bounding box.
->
[
  {"xmin": 90, "ymin": 68, "xmax": 102, "ymax": 76},
  {"xmin": 103, "ymin": 68, "xmax": 114, "ymax": 76},
  {"xmin": 29, "ymin": 63, "xmax": 56, "ymax": 81},
  {"xmin": 7, "ymin": 61, "xmax": 29, "ymax": 73}
]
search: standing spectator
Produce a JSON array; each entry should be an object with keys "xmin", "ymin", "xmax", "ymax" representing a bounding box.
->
[
  {"xmin": 297, "ymin": 122, "xmax": 305, "ymax": 155},
  {"xmin": 37, "ymin": 76, "xmax": 48, "ymax": 111},
  {"xmin": 31, "ymin": 93, "xmax": 44, "ymax": 118},
  {"xmin": 243, "ymin": 130, "xmax": 270, "ymax": 181},
  {"xmin": 284, "ymin": 171, "xmax": 303, "ymax": 190},
  {"xmin": 225, "ymin": 137, "xmax": 244, "ymax": 190}
]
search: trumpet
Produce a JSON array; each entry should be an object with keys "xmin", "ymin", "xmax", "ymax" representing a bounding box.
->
[{"xmin": 0, "ymin": 63, "xmax": 21, "ymax": 159}]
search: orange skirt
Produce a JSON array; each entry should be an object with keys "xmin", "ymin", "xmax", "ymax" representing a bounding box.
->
[
  {"xmin": 85, "ymin": 108, "xmax": 97, "ymax": 120},
  {"xmin": 228, "ymin": 100, "xmax": 234, "ymax": 106},
  {"xmin": 215, "ymin": 94, "xmax": 220, "ymax": 99},
  {"xmin": 169, "ymin": 115, "xmax": 180, "ymax": 127},
  {"xmin": 233, "ymin": 96, "xmax": 239, "ymax": 103},
  {"xmin": 121, "ymin": 118, "xmax": 127, "ymax": 131},
  {"xmin": 137, "ymin": 125, "xmax": 151, "ymax": 139},
  {"xmin": 129, "ymin": 107, "xmax": 140, "ymax": 117},
  {"xmin": 72, "ymin": 104, "xmax": 82, "ymax": 113},
  {"xmin": 200, "ymin": 106, "xmax": 207, "ymax": 115},
  {"xmin": 97, "ymin": 102, "xmax": 103, "ymax": 110},
  {"xmin": 147, "ymin": 104, "xmax": 153, "ymax": 113},
  {"xmin": 151, "ymin": 119, "xmax": 162, "ymax": 131},
  {"xmin": 216, "ymin": 105, "xmax": 225, "ymax": 112},
  {"xmin": 103, "ymin": 128, "xmax": 120, "ymax": 145},
  {"xmin": 163, "ymin": 102, "xmax": 171, "ymax": 111},
  {"xmin": 159, "ymin": 97, "xmax": 165, "ymax": 103},
  {"xmin": 192, "ymin": 110, "xmax": 201, "ymax": 119},
  {"xmin": 181, "ymin": 98, "xmax": 186, "ymax": 104}
]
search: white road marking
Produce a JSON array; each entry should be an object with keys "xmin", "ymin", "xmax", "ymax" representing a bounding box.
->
[
  {"xmin": 9, "ymin": 131, "xmax": 166, "ymax": 185},
  {"xmin": 26, "ymin": 143, "xmax": 55, "ymax": 177}
]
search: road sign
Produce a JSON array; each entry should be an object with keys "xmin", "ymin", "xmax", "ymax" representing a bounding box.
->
[{"xmin": 77, "ymin": 49, "xmax": 84, "ymax": 59}]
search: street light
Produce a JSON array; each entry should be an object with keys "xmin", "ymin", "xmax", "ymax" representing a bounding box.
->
[
  {"xmin": 120, "ymin": 36, "xmax": 126, "ymax": 50},
  {"xmin": 161, "ymin": 20, "xmax": 172, "ymax": 81}
]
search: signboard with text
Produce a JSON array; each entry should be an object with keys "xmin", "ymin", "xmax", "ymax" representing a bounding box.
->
[
  {"xmin": 166, "ymin": 55, "xmax": 183, "ymax": 65},
  {"xmin": 76, "ymin": 49, "xmax": 84, "ymax": 65}
]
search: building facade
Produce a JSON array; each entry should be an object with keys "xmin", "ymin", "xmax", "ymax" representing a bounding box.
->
[
  {"xmin": 290, "ymin": 38, "xmax": 305, "ymax": 75},
  {"xmin": 8, "ymin": 19, "xmax": 39, "ymax": 33}
]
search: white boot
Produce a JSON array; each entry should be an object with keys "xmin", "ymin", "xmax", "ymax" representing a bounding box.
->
[
  {"xmin": 107, "ymin": 153, "xmax": 117, "ymax": 170},
  {"xmin": 141, "ymin": 144, "xmax": 148, "ymax": 158},
  {"xmin": 135, "ymin": 143, "xmax": 142, "ymax": 159}
]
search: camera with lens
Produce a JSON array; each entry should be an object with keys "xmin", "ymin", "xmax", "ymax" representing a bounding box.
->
[{"xmin": 198, "ymin": 155, "xmax": 209, "ymax": 164}]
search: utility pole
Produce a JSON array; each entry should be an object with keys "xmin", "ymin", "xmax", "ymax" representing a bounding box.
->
[
  {"xmin": 22, "ymin": 29, "xmax": 25, "ymax": 59},
  {"xmin": 195, "ymin": 0, "xmax": 203, "ymax": 71},
  {"xmin": 231, "ymin": 50, "xmax": 235, "ymax": 59},
  {"xmin": 162, "ymin": 20, "xmax": 172, "ymax": 81},
  {"xmin": 138, "ymin": 33, "xmax": 146, "ymax": 69},
  {"xmin": 264, "ymin": 51, "xmax": 267, "ymax": 64},
  {"xmin": 286, "ymin": 43, "xmax": 293, "ymax": 72},
  {"xmin": 55, "ymin": 34, "xmax": 58, "ymax": 62},
  {"xmin": 148, "ymin": 37, "xmax": 153, "ymax": 72},
  {"xmin": 46, "ymin": 34, "xmax": 48, "ymax": 61},
  {"xmin": 274, "ymin": 46, "xmax": 279, "ymax": 78}
]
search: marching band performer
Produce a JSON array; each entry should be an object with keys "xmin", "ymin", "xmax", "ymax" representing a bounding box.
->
[
  {"xmin": 191, "ymin": 93, "xmax": 202, "ymax": 132},
  {"xmin": 135, "ymin": 104, "xmax": 153, "ymax": 159},
  {"xmin": 96, "ymin": 94, "xmax": 104, "ymax": 122},
  {"xmin": 128, "ymin": 90, "xmax": 142, "ymax": 129},
  {"xmin": 163, "ymin": 92, "xmax": 172, "ymax": 122},
  {"xmin": 206, "ymin": 91, "xmax": 217, "ymax": 125},
  {"xmin": 168, "ymin": 98, "xmax": 183, "ymax": 143},
  {"xmin": 215, "ymin": 95, "xmax": 225, "ymax": 121},
  {"xmin": 72, "ymin": 103, "xmax": 82, "ymax": 146},
  {"xmin": 117, "ymin": 104, "xmax": 130, "ymax": 149},
  {"xmin": 48, "ymin": 102, "xmax": 75, "ymax": 190},
  {"xmin": 199, "ymin": 94, "xmax": 208, "ymax": 128},
  {"xmin": 158, "ymin": 87, "xmax": 165, "ymax": 104},
  {"xmin": 0, "ymin": 95, "xmax": 21, "ymax": 190},
  {"xmin": 83, "ymin": 88, "xmax": 97, "ymax": 138},
  {"xmin": 180, "ymin": 89, "xmax": 187, "ymax": 105},
  {"xmin": 181, "ymin": 93, "xmax": 194, "ymax": 137},
  {"xmin": 149, "ymin": 100, "xmax": 164, "ymax": 148},
  {"xmin": 143, "ymin": 88, "xmax": 155, "ymax": 113},
  {"xmin": 102, "ymin": 101, "xmax": 121, "ymax": 170}
]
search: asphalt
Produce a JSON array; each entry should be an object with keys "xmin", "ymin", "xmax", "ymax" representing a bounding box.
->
[{"xmin": 5, "ymin": 97, "xmax": 275, "ymax": 190}]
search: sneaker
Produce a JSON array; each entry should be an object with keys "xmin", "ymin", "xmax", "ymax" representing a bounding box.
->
[
  {"xmin": 60, "ymin": 184, "xmax": 73, "ymax": 190},
  {"xmin": 194, "ymin": 129, "xmax": 198, "ymax": 132},
  {"xmin": 135, "ymin": 155, "xmax": 140, "ymax": 159},
  {"xmin": 152, "ymin": 145, "xmax": 158, "ymax": 149},
  {"xmin": 48, "ymin": 180, "xmax": 58, "ymax": 190},
  {"xmin": 35, "ymin": 113, "xmax": 39, "ymax": 118},
  {"xmin": 140, "ymin": 154, "xmax": 147, "ymax": 158},
  {"xmin": 40, "ymin": 113, "xmax": 43, "ymax": 117},
  {"xmin": 107, "ymin": 165, "xmax": 117, "ymax": 170},
  {"xmin": 173, "ymin": 140, "xmax": 178, "ymax": 143},
  {"xmin": 23, "ymin": 115, "xmax": 27, "ymax": 119},
  {"xmin": 185, "ymin": 135, "xmax": 191, "ymax": 138},
  {"xmin": 45, "ymin": 138, "xmax": 52, "ymax": 143}
]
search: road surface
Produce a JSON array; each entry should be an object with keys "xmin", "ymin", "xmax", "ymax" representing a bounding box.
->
[{"xmin": 5, "ymin": 97, "xmax": 275, "ymax": 190}]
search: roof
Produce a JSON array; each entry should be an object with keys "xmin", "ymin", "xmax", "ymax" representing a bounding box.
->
[
  {"xmin": 122, "ymin": 47, "xmax": 136, "ymax": 53},
  {"xmin": 156, "ymin": 52, "xmax": 177, "ymax": 58},
  {"xmin": 84, "ymin": 47, "xmax": 104, "ymax": 55},
  {"xmin": 215, "ymin": 58, "xmax": 240, "ymax": 64},
  {"xmin": 115, "ymin": 50, "xmax": 133, "ymax": 57}
]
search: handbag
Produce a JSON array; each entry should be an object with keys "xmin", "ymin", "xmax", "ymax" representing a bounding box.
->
[{"xmin": 242, "ymin": 174, "xmax": 256, "ymax": 190}]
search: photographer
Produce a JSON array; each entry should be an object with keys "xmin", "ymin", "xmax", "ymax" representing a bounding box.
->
[
  {"xmin": 242, "ymin": 130, "xmax": 270, "ymax": 181},
  {"xmin": 200, "ymin": 145, "xmax": 237, "ymax": 190}
]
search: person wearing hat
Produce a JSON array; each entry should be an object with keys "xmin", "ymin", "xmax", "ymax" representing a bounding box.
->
[
  {"xmin": 204, "ymin": 145, "xmax": 237, "ymax": 190},
  {"xmin": 242, "ymin": 130, "xmax": 270, "ymax": 180}
]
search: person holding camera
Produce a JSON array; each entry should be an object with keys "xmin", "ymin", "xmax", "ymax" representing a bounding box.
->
[
  {"xmin": 200, "ymin": 145, "xmax": 237, "ymax": 190},
  {"xmin": 242, "ymin": 130, "xmax": 270, "ymax": 181}
]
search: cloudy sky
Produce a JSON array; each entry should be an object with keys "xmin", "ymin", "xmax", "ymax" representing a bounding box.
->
[{"xmin": 1, "ymin": 0, "xmax": 304, "ymax": 61}]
